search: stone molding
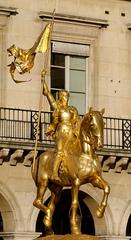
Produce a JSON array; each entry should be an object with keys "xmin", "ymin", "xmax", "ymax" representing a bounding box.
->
[
  {"xmin": 39, "ymin": 11, "xmax": 109, "ymax": 28},
  {"xmin": 127, "ymin": 24, "xmax": 131, "ymax": 30},
  {"xmin": 0, "ymin": 7, "xmax": 18, "ymax": 27},
  {"xmin": 0, "ymin": 232, "xmax": 40, "ymax": 240},
  {"xmin": 0, "ymin": 6, "xmax": 18, "ymax": 17},
  {"xmin": 0, "ymin": 142, "xmax": 131, "ymax": 173}
]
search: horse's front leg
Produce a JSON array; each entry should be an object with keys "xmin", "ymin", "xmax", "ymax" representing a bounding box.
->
[
  {"xmin": 44, "ymin": 185, "xmax": 62, "ymax": 235},
  {"xmin": 91, "ymin": 175, "xmax": 110, "ymax": 218},
  {"xmin": 33, "ymin": 180, "xmax": 48, "ymax": 214},
  {"xmin": 70, "ymin": 179, "xmax": 81, "ymax": 235}
]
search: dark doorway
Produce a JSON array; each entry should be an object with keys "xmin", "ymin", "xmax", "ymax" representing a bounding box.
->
[
  {"xmin": 0, "ymin": 213, "xmax": 3, "ymax": 240},
  {"xmin": 0, "ymin": 213, "xmax": 3, "ymax": 231},
  {"xmin": 126, "ymin": 214, "xmax": 131, "ymax": 236},
  {"xmin": 36, "ymin": 189, "xmax": 95, "ymax": 235}
]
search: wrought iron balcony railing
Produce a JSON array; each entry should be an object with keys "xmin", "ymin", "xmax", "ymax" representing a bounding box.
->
[{"xmin": 0, "ymin": 107, "xmax": 131, "ymax": 150}]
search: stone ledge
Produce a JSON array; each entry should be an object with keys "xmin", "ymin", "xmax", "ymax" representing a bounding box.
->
[
  {"xmin": 0, "ymin": 6, "xmax": 18, "ymax": 16},
  {"xmin": 39, "ymin": 12, "xmax": 109, "ymax": 28},
  {"xmin": 0, "ymin": 142, "xmax": 131, "ymax": 173}
]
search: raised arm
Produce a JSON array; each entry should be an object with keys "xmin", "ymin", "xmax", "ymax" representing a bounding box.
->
[{"xmin": 43, "ymin": 80, "xmax": 57, "ymax": 110}]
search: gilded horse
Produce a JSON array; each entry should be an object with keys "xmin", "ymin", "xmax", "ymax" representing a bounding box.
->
[{"xmin": 31, "ymin": 108, "xmax": 110, "ymax": 234}]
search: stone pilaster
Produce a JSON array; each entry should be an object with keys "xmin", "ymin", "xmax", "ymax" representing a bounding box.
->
[{"xmin": 0, "ymin": 7, "xmax": 18, "ymax": 107}]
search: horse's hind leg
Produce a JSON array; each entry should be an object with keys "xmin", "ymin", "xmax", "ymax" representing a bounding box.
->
[
  {"xmin": 44, "ymin": 185, "xmax": 62, "ymax": 234},
  {"xmin": 33, "ymin": 180, "xmax": 48, "ymax": 214},
  {"xmin": 70, "ymin": 179, "xmax": 81, "ymax": 235},
  {"xmin": 91, "ymin": 175, "xmax": 110, "ymax": 218}
]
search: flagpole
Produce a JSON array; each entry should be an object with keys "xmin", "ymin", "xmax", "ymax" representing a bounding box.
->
[{"xmin": 33, "ymin": 9, "xmax": 55, "ymax": 171}]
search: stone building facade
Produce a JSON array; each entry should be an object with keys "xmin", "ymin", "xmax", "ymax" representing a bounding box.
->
[{"xmin": 0, "ymin": 0, "xmax": 131, "ymax": 239}]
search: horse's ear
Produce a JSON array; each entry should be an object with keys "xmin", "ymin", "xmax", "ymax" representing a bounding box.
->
[
  {"xmin": 101, "ymin": 108, "xmax": 105, "ymax": 115},
  {"xmin": 89, "ymin": 107, "xmax": 93, "ymax": 113}
]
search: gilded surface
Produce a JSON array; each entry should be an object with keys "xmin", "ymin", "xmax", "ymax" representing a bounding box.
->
[
  {"xmin": 37, "ymin": 234, "xmax": 100, "ymax": 240},
  {"xmin": 31, "ymin": 80, "xmax": 110, "ymax": 235},
  {"xmin": 7, "ymin": 23, "xmax": 51, "ymax": 83}
]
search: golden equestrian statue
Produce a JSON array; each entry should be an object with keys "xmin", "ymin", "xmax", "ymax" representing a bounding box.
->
[
  {"xmin": 31, "ymin": 80, "xmax": 110, "ymax": 235},
  {"xmin": 7, "ymin": 10, "xmax": 110, "ymax": 237}
]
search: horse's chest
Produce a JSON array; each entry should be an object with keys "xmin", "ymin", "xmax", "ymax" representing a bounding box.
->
[{"xmin": 79, "ymin": 154, "xmax": 100, "ymax": 177}]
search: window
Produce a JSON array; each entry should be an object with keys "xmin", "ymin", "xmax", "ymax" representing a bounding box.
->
[{"xmin": 51, "ymin": 42, "xmax": 89, "ymax": 115}]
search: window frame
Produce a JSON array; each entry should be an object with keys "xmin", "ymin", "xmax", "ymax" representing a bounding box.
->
[{"xmin": 50, "ymin": 41, "xmax": 89, "ymax": 114}]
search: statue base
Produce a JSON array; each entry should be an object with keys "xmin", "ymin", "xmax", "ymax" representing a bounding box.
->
[{"xmin": 36, "ymin": 234, "xmax": 101, "ymax": 240}]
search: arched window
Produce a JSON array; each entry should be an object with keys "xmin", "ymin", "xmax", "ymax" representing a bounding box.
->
[
  {"xmin": 126, "ymin": 214, "xmax": 131, "ymax": 236},
  {"xmin": 0, "ymin": 213, "xmax": 3, "ymax": 240},
  {"xmin": 0, "ymin": 213, "xmax": 3, "ymax": 232}
]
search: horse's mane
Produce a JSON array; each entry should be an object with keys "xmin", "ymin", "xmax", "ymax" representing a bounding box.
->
[
  {"xmin": 79, "ymin": 110, "xmax": 103, "ymax": 149},
  {"xmin": 80, "ymin": 112, "xmax": 91, "ymax": 139}
]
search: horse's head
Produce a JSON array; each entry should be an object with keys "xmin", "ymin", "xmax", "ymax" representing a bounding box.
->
[
  {"xmin": 80, "ymin": 108, "xmax": 105, "ymax": 151},
  {"xmin": 88, "ymin": 108, "xmax": 105, "ymax": 150}
]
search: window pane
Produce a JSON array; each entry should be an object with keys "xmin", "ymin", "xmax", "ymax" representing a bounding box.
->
[
  {"xmin": 69, "ymin": 92, "xmax": 86, "ymax": 115},
  {"xmin": 51, "ymin": 68, "xmax": 65, "ymax": 89},
  {"xmin": 70, "ymin": 70, "xmax": 86, "ymax": 92},
  {"xmin": 51, "ymin": 53, "xmax": 65, "ymax": 67},
  {"xmin": 51, "ymin": 90, "xmax": 59, "ymax": 101},
  {"xmin": 70, "ymin": 56, "xmax": 86, "ymax": 70}
]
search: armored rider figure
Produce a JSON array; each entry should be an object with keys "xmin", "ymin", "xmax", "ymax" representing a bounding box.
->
[{"xmin": 43, "ymin": 80, "xmax": 81, "ymax": 180}]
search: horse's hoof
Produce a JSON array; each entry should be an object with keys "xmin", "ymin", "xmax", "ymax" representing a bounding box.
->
[
  {"xmin": 71, "ymin": 226, "xmax": 81, "ymax": 235},
  {"xmin": 71, "ymin": 229, "xmax": 81, "ymax": 235},
  {"xmin": 43, "ymin": 209, "xmax": 53, "ymax": 228},
  {"xmin": 43, "ymin": 216, "xmax": 52, "ymax": 228},
  {"xmin": 45, "ymin": 226, "xmax": 54, "ymax": 235},
  {"xmin": 33, "ymin": 199, "xmax": 41, "ymax": 208},
  {"xmin": 96, "ymin": 208, "xmax": 103, "ymax": 218}
]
